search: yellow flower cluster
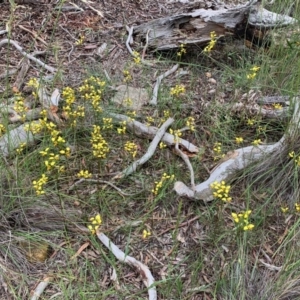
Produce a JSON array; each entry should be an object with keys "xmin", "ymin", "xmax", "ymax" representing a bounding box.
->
[
  {"xmin": 16, "ymin": 143, "xmax": 26, "ymax": 155},
  {"xmin": 24, "ymin": 121, "xmax": 43, "ymax": 135},
  {"xmin": 146, "ymin": 116, "xmax": 154, "ymax": 126},
  {"xmin": 186, "ymin": 116, "xmax": 195, "ymax": 131},
  {"xmin": 91, "ymin": 125, "xmax": 109, "ymax": 158},
  {"xmin": 62, "ymin": 87, "xmax": 85, "ymax": 125},
  {"xmin": 273, "ymin": 103, "xmax": 283, "ymax": 110},
  {"xmin": 124, "ymin": 98, "xmax": 133, "ymax": 106},
  {"xmin": 281, "ymin": 206, "xmax": 289, "ymax": 213},
  {"xmin": 78, "ymin": 76, "xmax": 105, "ymax": 112},
  {"xmin": 170, "ymin": 84, "xmax": 186, "ymax": 97},
  {"xmin": 117, "ymin": 121, "xmax": 127, "ymax": 134},
  {"xmin": 210, "ymin": 181, "xmax": 232, "ymax": 203},
  {"xmin": 103, "ymin": 118, "xmax": 113, "ymax": 130},
  {"xmin": 204, "ymin": 31, "xmax": 217, "ymax": 53},
  {"xmin": 235, "ymin": 137, "xmax": 244, "ymax": 144},
  {"xmin": 247, "ymin": 118, "xmax": 255, "ymax": 126},
  {"xmin": 152, "ymin": 173, "xmax": 175, "ymax": 196},
  {"xmin": 88, "ymin": 214, "xmax": 102, "ymax": 235},
  {"xmin": 123, "ymin": 70, "xmax": 132, "ymax": 83},
  {"xmin": 231, "ymin": 210, "xmax": 255, "ymax": 231},
  {"xmin": 295, "ymin": 203, "xmax": 300, "ymax": 212},
  {"xmin": 142, "ymin": 229, "xmax": 151, "ymax": 239},
  {"xmin": 159, "ymin": 142, "xmax": 167, "ymax": 149},
  {"xmin": 132, "ymin": 51, "xmax": 141, "ymax": 64},
  {"xmin": 247, "ymin": 66, "xmax": 260, "ymax": 80},
  {"xmin": 75, "ymin": 35, "xmax": 85, "ymax": 46},
  {"xmin": 77, "ymin": 170, "xmax": 92, "ymax": 179},
  {"xmin": 32, "ymin": 174, "xmax": 48, "ymax": 195},
  {"xmin": 169, "ymin": 128, "xmax": 182, "ymax": 143},
  {"xmin": 27, "ymin": 78, "xmax": 39, "ymax": 89},
  {"xmin": 14, "ymin": 93, "xmax": 28, "ymax": 119},
  {"xmin": 177, "ymin": 43, "xmax": 186, "ymax": 57},
  {"xmin": 213, "ymin": 142, "xmax": 225, "ymax": 160},
  {"xmin": 289, "ymin": 151, "xmax": 300, "ymax": 166},
  {"xmin": 127, "ymin": 111, "xmax": 136, "ymax": 119},
  {"xmin": 252, "ymin": 139, "xmax": 262, "ymax": 146},
  {"xmin": 124, "ymin": 141, "xmax": 138, "ymax": 158}
]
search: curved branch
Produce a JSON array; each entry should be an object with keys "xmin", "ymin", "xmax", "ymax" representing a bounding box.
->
[{"xmin": 96, "ymin": 231, "xmax": 157, "ymax": 300}]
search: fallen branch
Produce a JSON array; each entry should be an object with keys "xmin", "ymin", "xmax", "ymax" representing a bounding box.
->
[
  {"xmin": 114, "ymin": 117, "xmax": 174, "ymax": 179},
  {"xmin": 150, "ymin": 64, "xmax": 179, "ymax": 105},
  {"xmin": 30, "ymin": 277, "xmax": 52, "ymax": 300},
  {"xmin": 0, "ymin": 39, "xmax": 56, "ymax": 73},
  {"xmin": 108, "ymin": 112, "xmax": 199, "ymax": 154},
  {"xmin": 96, "ymin": 231, "xmax": 157, "ymax": 300},
  {"xmin": 174, "ymin": 138, "xmax": 195, "ymax": 189},
  {"xmin": 173, "ymin": 97, "xmax": 300, "ymax": 201}
]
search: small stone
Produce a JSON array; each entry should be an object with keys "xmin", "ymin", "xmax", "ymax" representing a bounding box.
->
[{"xmin": 208, "ymin": 78, "xmax": 217, "ymax": 84}]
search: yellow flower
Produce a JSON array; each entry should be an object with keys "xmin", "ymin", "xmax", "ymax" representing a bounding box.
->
[
  {"xmin": 170, "ymin": 85, "xmax": 185, "ymax": 97},
  {"xmin": 243, "ymin": 224, "xmax": 255, "ymax": 231},
  {"xmin": 132, "ymin": 51, "xmax": 141, "ymax": 64},
  {"xmin": 203, "ymin": 31, "xmax": 217, "ymax": 53},
  {"xmin": 273, "ymin": 103, "xmax": 283, "ymax": 110},
  {"xmin": 252, "ymin": 139, "xmax": 262, "ymax": 146},
  {"xmin": 295, "ymin": 203, "xmax": 300, "ymax": 212},
  {"xmin": 77, "ymin": 170, "xmax": 92, "ymax": 179},
  {"xmin": 88, "ymin": 214, "xmax": 102, "ymax": 234},
  {"xmin": 247, "ymin": 119, "xmax": 255, "ymax": 126},
  {"xmin": 142, "ymin": 229, "xmax": 151, "ymax": 239},
  {"xmin": 289, "ymin": 151, "xmax": 295, "ymax": 158},
  {"xmin": 281, "ymin": 206, "xmax": 289, "ymax": 213},
  {"xmin": 235, "ymin": 137, "xmax": 243, "ymax": 144},
  {"xmin": 159, "ymin": 142, "xmax": 166, "ymax": 149}
]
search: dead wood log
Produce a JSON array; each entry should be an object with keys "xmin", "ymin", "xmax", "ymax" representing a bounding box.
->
[{"xmin": 133, "ymin": 0, "xmax": 297, "ymax": 51}]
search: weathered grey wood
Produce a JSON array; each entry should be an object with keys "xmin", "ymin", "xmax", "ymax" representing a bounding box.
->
[{"xmin": 133, "ymin": 0, "xmax": 297, "ymax": 51}]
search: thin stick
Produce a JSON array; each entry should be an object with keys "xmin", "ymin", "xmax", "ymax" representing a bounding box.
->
[
  {"xmin": 96, "ymin": 231, "xmax": 157, "ymax": 300},
  {"xmin": 174, "ymin": 139, "xmax": 195, "ymax": 189},
  {"xmin": 150, "ymin": 64, "xmax": 179, "ymax": 105},
  {"xmin": 18, "ymin": 25, "xmax": 48, "ymax": 46},
  {"xmin": 115, "ymin": 117, "xmax": 174, "ymax": 179},
  {"xmin": 125, "ymin": 26, "xmax": 135, "ymax": 56},
  {"xmin": 68, "ymin": 178, "xmax": 141, "ymax": 196},
  {"xmin": 142, "ymin": 29, "xmax": 151, "ymax": 60},
  {"xmin": 0, "ymin": 39, "xmax": 56, "ymax": 73}
]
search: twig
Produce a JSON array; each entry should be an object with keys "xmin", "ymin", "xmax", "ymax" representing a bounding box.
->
[
  {"xmin": 174, "ymin": 139, "xmax": 195, "ymax": 189},
  {"xmin": 18, "ymin": 25, "xmax": 48, "ymax": 46},
  {"xmin": 0, "ymin": 39, "xmax": 56, "ymax": 73},
  {"xmin": 142, "ymin": 29, "xmax": 151, "ymax": 60},
  {"xmin": 96, "ymin": 231, "xmax": 157, "ymax": 300},
  {"xmin": 114, "ymin": 117, "xmax": 174, "ymax": 179},
  {"xmin": 0, "ymin": 30, "xmax": 7, "ymax": 36},
  {"xmin": 30, "ymin": 277, "xmax": 52, "ymax": 300},
  {"xmin": 150, "ymin": 64, "xmax": 179, "ymax": 105},
  {"xmin": 158, "ymin": 215, "xmax": 200, "ymax": 236},
  {"xmin": 79, "ymin": 0, "xmax": 103, "ymax": 17},
  {"xmin": 125, "ymin": 26, "xmax": 135, "ymax": 56},
  {"xmin": 68, "ymin": 178, "xmax": 141, "ymax": 196},
  {"xmin": 108, "ymin": 112, "xmax": 199, "ymax": 154}
]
